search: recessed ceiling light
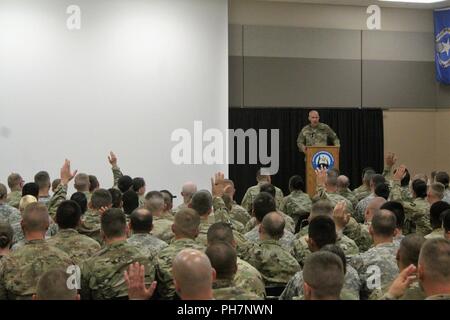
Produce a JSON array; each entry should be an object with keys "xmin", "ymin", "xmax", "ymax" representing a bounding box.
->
[{"xmin": 379, "ymin": 0, "xmax": 446, "ymax": 3}]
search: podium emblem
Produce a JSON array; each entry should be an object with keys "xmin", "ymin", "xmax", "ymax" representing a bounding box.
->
[{"xmin": 312, "ymin": 151, "xmax": 335, "ymax": 170}]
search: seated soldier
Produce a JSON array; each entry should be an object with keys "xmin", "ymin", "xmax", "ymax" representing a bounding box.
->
[{"xmin": 33, "ymin": 269, "xmax": 80, "ymax": 300}]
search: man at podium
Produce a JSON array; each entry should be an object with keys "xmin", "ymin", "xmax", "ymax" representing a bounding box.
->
[{"xmin": 297, "ymin": 110, "xmax": 340, "ymax": 153}]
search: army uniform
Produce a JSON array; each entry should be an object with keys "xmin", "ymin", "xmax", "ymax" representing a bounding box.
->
[
  {"xmin": 354, "ymin": 194, "xmax": 375, "ymax": 223},
  {"xmin": 443, "ymin": 189, "xmax": 450, "ymax": 204},
  {"xmin": 81, "ymin": 240, "xmax": 155, "ymax": 300},
  {"xmin": 46, "ymin": 228, "xmax": 101, "ymax": 266},
  {"xmin": 213, "ymin": 279, "xmax": 262, "ymax": 300},
  {"xmin": 241, "ymin": 184, "xmax": 284, "ymax": 213},
  {"xmin": 111, "ymin": 165, "xmax": 123, "ymax": 189},
  {"xmin": 426, "ymin": 294, "xmax": 450, "ymax": 300},
  {"xmin": 172, "ymin": 203, "xmax": 187, "ymax": 215},
  {"xmin": 393, "ymin": 234, "xmax": 405, "ymax": 251},
  {"xmin": 245, "ymin": 225, "xmax": 295, "ymax": 252},
  {"xmin": 338, "ymin": 188, "xmax": 359, "ymax": 209},
  {"xmin": 78, "ymin": 209, "xmax": 103, "ymax": 245},
  {"xmin": 391, "ymin": 181, "xmax": 431, "ymax": 236},
  {"xmin": 244, "ymin": 211, "xmax": 295, "ymax": 234},
  {"xmin": 161, "ymin": 211, "xmax": 175, "ymax": 221},
  {"xmin": 0, "ymin": 203, "xmax": 21, "ymax": 227},
  {"xmin": 0, "ymin": 239, "xmax": 73, "ymax": 300},
  {"xmin": 245, "ymin": 239, "xmax": 301, "ymax": 286},
  {"xmin": 279, "ymin": 191, "xmax": 312, "ymax": 227},
  {"xmin": 47, "ymin": 184, "xmax": 68, "ymax": 219},
  {"xmin": 424, "ymin": 228, "xmax": 444, "ymax": 240},
  {"xmin": 372, "ymin": 280, "xmax": 425, "ymax": 300},
  {"xmin": 297, "ymin": 123, "xmax": 340, "ymax": 152},
  {"xmin": 151, "ymin": 216, "xmax": 174, "ymax": 244},
  {"xmin": 353, "ymin": 184, "xmax": 371, "ymax": 202},
  {"xmin": 234, "ymin": 258, "xmax": 266, "ymax": 298},
  {"xmin": 343, "ymin": 218, "xmax": 373, "ymax": 252},
  {"xmin": 156, "ymin": 238, "xmax": 205, "ymax": 300},
  {"xmin": 127, "ymin": 233, "xmax": 168, "ymax": 260},
  {"xmin": 6, "ymin": 191, "xmax": 21, "ymax": 209},
  {"xmin": 229, "ymin": 202, "xmax": 251, "ymax": 226},
  {"xmin": 316, "ymin": 186, "xmax": 355, "ymax": 216}
]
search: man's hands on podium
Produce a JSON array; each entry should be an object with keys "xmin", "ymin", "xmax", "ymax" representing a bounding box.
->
[{"xmin": 315, "ymin": 168, "xmax": 328, "ymax": 187}]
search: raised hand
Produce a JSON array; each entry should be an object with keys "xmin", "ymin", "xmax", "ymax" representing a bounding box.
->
[
  {"xmin": 60, "ymin": 159, "xmax": 78, "ymax": 185},
  {"xmin": 387, "ymin": 264, "xmax": 417, "ymax": 299},
  {"xmin": 108, "ymin": 151, "xmax": 118, "ymax": 167},
  {"xmin": 333, "ymin": 201, "xmax": 350, "ymax": 231},
  {"xmin": 211, "ymin": 172, "xmax": 226, "ymax": 198},
  {"xmin": 385, "ymin": 152, "xmax": 398, "ymax": 167},
  {"xmin": 315, "ymin": 168, "xmax": 328, "ymax": 187},
  {"xmin": 124, "ymin": 262, "xmax": 156, "ymax": 300},
  {"xmin": 393, "ymin": 164, "xmax": 407, "ymax": 182}
]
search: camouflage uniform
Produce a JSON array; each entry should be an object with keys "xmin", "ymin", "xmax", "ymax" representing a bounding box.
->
[
  {"xmin": 0, "ymin": 203, "xmax": 21, "ymax": 228},
  {"xmin": 424, "ymin": 228, "xmax": 444, "ymax": 240},
  {"xmin": 353, "ymin": 184, "xmax": 371, "ymax": 202},
  {"xmin": 12, "ymin": 217, "xmax": 59, "ymax": 247},
  {"xmin": 127, "ymin": 233, "xmax": 168, "ymax": 260},
  {"xmin": 235, "ymin": 257, "xmax": 266, "ymax": 298},
  {"xmin": 350, "ymin": 242, "xmax": 399, "ymax": 298},
  {"xmin": 47, "ymin": 184, "xmax": 68, "ymax": 219},
  {"xmin": 280, "ymin": 191, "xmax": 312, "ymax": 227},
  {"xmin": 426, "ymin": 294, "xmax": 450, "ymax": 300},
  {"xmin": 156, "ymin": 238, "xmax": 205, "ymax": 300},
  {"xmin": 213, "ymin": 279, "xmax": 262, "ymax": 300},
  {"xmin": 372, "ymin": 279, "xmax": 425, "ymax": 300},
  {"xmin": 443, "ymin": 189, "xmax": 450, "ymax": 204},
  {"xmin": 382, "ymin": 166, "xmax": 413, "ymax": 202},
  {"xmin": 161, "ymin": 211, "xmax": 175, "ymax": 221},
  {"xmin": 80, "ymin": 240, "xmax": 155, "ymax": 300},
  {"xmin": 338, "ymin": 188, "xmax": 359, "ymax": 209},
  {"xmin": 355, "ymin": 194, "xmax": 375, "ymax": 223},
  {"xmin": 244, "ymin": 212, "xmax": 295, "ymax": 234},
  {"xmin": 391, "ymin": 181, "xmax": 431, "ymax": 236},
  {"xmin": 6, "ymin": 191, "xmax": 21, "ymax": 209},
  {"xmin": 245, "ymin": 225, "xmax": 295, "ymax": 252},
  {"xmin": 111, "ymin": 165, "xmax": 123, "ymax": 189},
  {"xmin": 229, "ymin": 202, "xmax": 251, "ymax": 226},
  {"xmin": 78, "ymin": 209, "xmax": 102, "ymax": 245},
  {"xmin": 47, "ymin": 228, "xmax": 101, "ymax": 266},
  {"xmin": 151, "ymin": 216, "xmax": 174, "ymax": 244},
  {"xmin": 315, "ymin": 186, "xmax": 355, "ymax": 216},
  {"xmin": 297, "ymin": 123, "xmax": 340, "ymax": 151},
  {"xmin": 241, "ymin": 184, "xmax": 284, "ymax": 213},
  {"xmin": 393, "ymin": 234, "xmax": 405, "ymax": 251},
  {"xmin": 0, "ymin": 239, "xmax": 73, "ymax": 299},
  {"xmin": 343, "ymin": 218, "xmax": 373, "ymax": 252},
  {"xmin": 245, "ymin": 239, "xmax": 301, "ymax": 286},
  {"xmin": 173, "ymin": 203, "xmax": 187, "ymax": 215}
]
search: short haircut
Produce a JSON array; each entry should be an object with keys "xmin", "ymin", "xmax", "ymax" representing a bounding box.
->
[
  {"xmin": 7, "ymin": 173, "xmax": 22, "ymax": 189},
  {"xmin": 22, "ymin": 182, "xmax": 39, "ymax": 199},
  {"xmin": 88, "ymin": 175, "xmax": 99, "ymax": 193},
  {"xmin": 0, "ymin": 222, "xmax": 14, "ymax": 249},
  {"xmin": 205, "ymin": 242, "xmax": 237, "ymax": 279},
  {"xmin": 337, "ymin": 176, "xmax": 350, "ymax": 190},
  {"xmin": 371, "ymin": 210, "xmax": 397, "ymax": 237},
  {"xmin": 308, "ymin": 216, "xmax": 337, "ymax": 249},
  {"xmin": 207, "ymin": 222, "xmax": 234, "ymax": 245},
  {"xmin": 190, "ymin": 190, "xmax": 212, "ymax": 216},
  {"xmin": 51, "ymin": 179, "xmax": 61, "ymax": 191},
  {"xmin": 122, "ymin": 190, "xmax": 139, "ymax": 215},
  {"xmin": 70, "ymin": 192, "xmax": 88, "ymax": 214},
  {"xmin": 253, "ymin": 192, "xmax": 276, "ymax": 222},
  {"xmin": 289, "ymin": 175, "xmax": 305, "ymax": 192},
  {"xmin": 256, "ymin": 169, "xmax": 270, "ymax": 181},
  {"xmin": 0, "ymin": 183, "xmax": 7, "ymax": 199},
  {"xmin": 260, "ymin": 183, "xmax": 276, "ymax": 198},
  {"xmin": 108, "ymin": 188, "xmax": 123, "ymax": 209},
  {"xmin": 261, "ymin": 212, "xmax": 285, "ymax": 240},
  {"xmin": 328, "ymin": 168, "xmax": 340, "ymax": 178},
  {"xmin": 19, "ymin": 195, "xmax": 37, "ymax": 212},
  {"xmin": 90, "ymin": 189, "xmax": 112, "ymax": 210},
  {"xmin": 303, "ymin": 251, "xmax": 344, "ymax": 299},
  {"xmin": 55, "ymin": 200, "xmax": 82, "ymax": 229},
  {"xmin": 375, "ymin": 183, "xmax": 390, "ymax": 200},
  {"xmin": 132, "ymin": 177, "xmax": 146, "ymax": 192},
  {"xmin": 130, "ymin": 208, "xmax": 153, "ymax": 233},
  {"xmin": 101, "ymin": 208, "xmax": 126, "ymax": 238},
  {"xmin": 380, "ymin": 201, "xmax": 405, "ymax": 229},
  {"xmin": 160, "ymin": 190, "xmax": 175, "ymax": 206},
  {"xmin": 412, "ymin": 179, "xmax": 427, "ymax": 199},
  {"xmin": 144, "ymin": 191, "xmax": 165, "ymax": 212},
  {"xmin": 22, "ymin": 202, "xmax": 49, "ymax": 232},
  {"xmin": 36, "ymin": 269, "xmax": 78, "ymax": 300},
  {"xmin": 371, "ymin": 174, "xmax": 386, "ymax": 188},
  {"xmin": 173, "ymin": 208, "xmax": 200, "ymax": 238},
  {"xmin": 74, "ymin": 173, "xmax": 90, "ymax": 191},
  {"xmin": 320, "ymin": 244, "xmax": 347, "ymax": 274},
  {"xmin": 419, "ymin": 238, "xmax": 450, "ymax": 283},
  {"xmin": 118, "ymin": 175, "xmax": 133, "ymax": 193},
  {"xmin": 430, "ymin": 201, "xmax": 450, "ymax": 229},
  {"xmin": 326, "ymin": 175, "xmax": 338, "ymax": 187},
  {"xmin": 429, "ymin": 183, "xmax": 445, "ymax": 200},
  {"xmin": 443, "ymin": 209, "xmax": 450, "ymax": 233},
  {"xmin": 310, "ymin": 200, "xmax": 333, "ymax": 218},
  {"xmin": 362, "ymin": 169, "xmax": 376, "ymax": 183},
  {"xmin": 34, "ymin": 171, "xmax": 50, "ymax": 189},
  {"xmin": 398, "ymin": 234, "xmax": 426, "ymax": 268},
  {"xmin": 435, "ymin": 171, "xmax": 449, "ymax": 188}
]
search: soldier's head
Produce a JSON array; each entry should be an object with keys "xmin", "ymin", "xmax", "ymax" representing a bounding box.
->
[
  {"xmin": 325, "ymin": 175, "xmax": 338, "ymax": 192},
  {"xmin": 336, "ymin": 175, "xmax": 350, "ymax": 191},
  {"xmin": 397, "ymin": 234, "xmax": 425, "ymax": 271},
  {"xmin": 375, "ymin": 183, "xmax": 390, "ymax": 200},
  {"xmin": 172, "ymin": 249, "xmax": 215, "ymax": 300},
  {"xmin": 309, "ymin": 200, "xmax": 333, "ymax": 221},
  {"xmin": 369, "ymin": 174, "xmax": 386, "ymax": 192},
  {"xmin": 320, "ymin": 244, "xmax": 347, "ymax": 274},
  {"xmin": 118, "ymin": 175, "xmax": 133, "ymax": 193},
  {"xmin": 181, "ymin": 182, "xmax": 197, "ymax": 203},
  {"xmin": 259, "ymin": 211, "xmax": 285, "ymax": 241},
  {"xmin": 430, "ymin": 201, "xmax": 450, "ymax": 230},
  {"xmin": 89, "ymin": 189, "xmax": 113, "ymax": 211},
  {"xmin": 34, "ymin": 171, "xmax": 50, "ymax": 193},
  {"xmin": 7, "ymin": 173, "xmax": 24, "ymax": 191},
  {"xmin": 51, "ymin": 179, "xmax": 61, "ymax": 193},
  {"xmin": 19, "ymin": 195, "xmax": 37, "ymax": 213},
  {"xmin": 0, "ymin": 183, "xmax": 8, "ymax": 202},
  {"xmin": 130, "ymin": 208, "xmax": 153, "ymax": 234},
  {"xmin": 55, "ymin": 200, "xmax": 82, "ymax": 230},
  {"xmin": 435, "ymin": 171, "xmax": 449, "ymax": 189},
  {"xmin": 0, "ymin": 222, "xmax": 14, "ymax": 250},
  {"xmin": 369, "ymin": 209, "xmax": 397, "ymax": 242},
  {"xmin": 289, "ymin": 175, "xmax": 305, "ymax": 193},
  {"xmin": 144, "ymin": 191, "xmax": 164, "ymax": 215},
  {"xmin": 172, "ymin": 208, "xmax": 200, "ymax": 239},
  {"xmin": 123, "ymin": 190, "xmax": 139, "ymax": 215},
  {"xmin": 22, "ymin": 182, "xmax": 39, "ymax": 199},
  {"xmin": 259, "ymin": 183, "xmax": 276, "ymax": 198},
  {"xmin": 89, "ymin": 175, "xmax": 100, "ymax": 193},
  {"xmin": 108, "ymin": 188, "xmax": 123, "ymax": 209},
  {"xmin": 101, "ymin": 208, "xmax": 128, "ymax": 242},
  {"xmin": 307, "ymin": 216, "xmax": 337, "ymax": 252},
  {"xmin": 303, "ymin": 251, "xmax": 344, "ymax": 300},
  {"xmin": 74, "ymin": 173, "xmax": 90, "ymax": 192},
  {"xmin": 364, "ymin": 197, "xmax": 387, "ymax": 223},
  {"xmin": 160, "ymin": 190, "xmax": 175, "ymax": 211},
  {"xmin": 33, "ymin": 269, "xmax": 80, "ymax": 300},
  {"xmin": 443, "ymin": 210, "xmax": 450, "ymax": 240},
  {"xmin": 418, "ymin": 238, "xmax": 450, "ymax": 297},
  {"xmin": 427, "ymin": 182, "xmax": 445, "ymax": 205},
  {"xmin": 21, "ymin": 202, "xmax": 50, "ymax": 238},
  {"xmin": 205, "ymin": 242, "xmax": 237, "ymax": 281},
  {"xmin": 256, "ymin": 169, "xmax": 271, "ymax": 184},
  {"xmin": 380, "ymin": 201, "xmax": 405, "ymax": 236},
  {"xmin": 253, "ymin": 192, "xmax": 276, "ymax": 223},
  {"xmin": 362, "ymin": 168, "xmax": 375, "ymax": 187},
  {"xmin": 412, "ymin": 173, "xmax": 428, "ymax": 185},
  {"xmin": 412, "ymin": 179, "xmax": 427, "ymax": 199},
  {"xmin": 308, "ymin": 110, "xmax": 320, "ymax": 127},
  {"xmin": 189, "ymin": 190, "xmax": 212, "ymax": 217},
  {"xmin": 207, "ymin": 222, "xmax": 235, "ymax": 248},
  {"xmin": 70, "ymin": 192, "xmax": 88, "ymax": 214},
  {"xmin": 132, "ymin": 177, "xmax": 146, "ymax": 196}
]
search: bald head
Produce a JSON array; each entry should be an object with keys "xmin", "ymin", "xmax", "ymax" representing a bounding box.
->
[
  {"xmin": 173, "ymin": 208, "xmax": 200, "ymax": 239},
  {"xmin": 172, "ymin": 249, "xmax": 214, "ymax": 299},
  {"xmin": 261, "ymin": 212, "xmax": 285, "ymax": 240},
  {"xmin": 22, "ymin": 202, "xmax": 50, "ymax": 234},
  {"xmin": 371, "ymin": 209, "xmax": 397, "ymax": 238},
  {"xmin": 308, "ymin": 110, "xmax": 320, "ymax": 127},
  {"xmin": 181, "ymin": 182, "xmax": 197, "ymax": 202},
  {"xmin": 337, "ymin": 175, "xmax": 350, "ymax": 190},
  {"xmin": 365, "ymin": 197, "xmax": 387, "ymax": 223}
]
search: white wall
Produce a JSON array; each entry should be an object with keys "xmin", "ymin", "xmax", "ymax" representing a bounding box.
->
[{"xmin": 0, "ymin": 0, "xmax": 228, "ymax": 204}]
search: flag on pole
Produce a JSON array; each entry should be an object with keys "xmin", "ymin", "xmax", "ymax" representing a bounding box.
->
[{"xmin": 434, "ymin": 8, "xmax": 450, "ymax": 84}]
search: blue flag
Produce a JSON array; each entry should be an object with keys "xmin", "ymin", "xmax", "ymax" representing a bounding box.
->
[{"xmin": 434, "ymin": 8, "xmax": 450, "ymax": 84}]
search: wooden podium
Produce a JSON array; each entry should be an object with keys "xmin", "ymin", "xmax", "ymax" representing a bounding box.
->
[{"xmin": 305, "ymin": 146, "xmax": 340, "ymax": 197}]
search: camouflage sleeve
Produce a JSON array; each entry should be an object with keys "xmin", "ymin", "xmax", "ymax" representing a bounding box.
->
[
  {"xmin": 382, "ymin": 165, "xmax": 393, "ymax": 181},
  {"xmin": 297, "ymin": 128, "xmax": 306, "ymax": 152},
  {"xmin": 47, "ymin": 184, "xmax": 68, "ymax": 218},
  {"xmin": 315, "ymin": 185, "xmax": 329, "ymax": 201},
  {"xmin": 279, "ymin": 273, "xmax": 301, "ymax": 300},
  {"xmin": 241, "ymin": 190, "xmax": 253, "ymax": 213},
  {"xmin": 156, "ymin": 256, "xmax": 176, "ymax": 300},
  {"xmin": 0, "ymin": 261, "xmax": 7, "ymax": 300},
  {"xmin": 390, "ymin": 181, "xmax": 405, "ymax": 202},
  {"xmin": 112, "ymin": 166, "xmax": 123, "ymax": 189},
  {"xmin": 326, "ymin": 125, "xmax": 340, "ymax": 147},
  {"xmin": 279, "ymin": 197, "xmax": 288, "ymax": 214},
  {"xmin": 80, "ymin": 260, "xmax": 93, "ymax": 300},
  {"xmin": 212, "ymin": 197, "xmax": 232, "ymax": 223}
]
